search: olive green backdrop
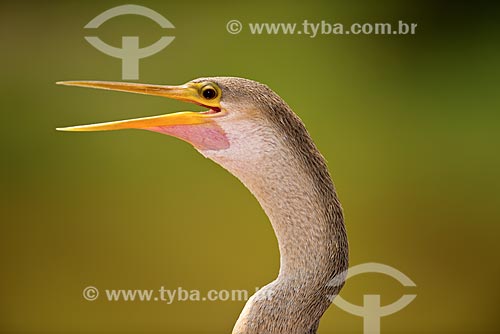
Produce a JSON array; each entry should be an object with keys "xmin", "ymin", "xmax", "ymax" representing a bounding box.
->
[{"xmin": 1, "ymin": 1, "xmax": 499, "ymax": 333}]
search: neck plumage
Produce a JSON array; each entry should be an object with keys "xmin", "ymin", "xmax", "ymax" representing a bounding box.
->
[{"xmin": 208, "ymin": 136, "xmax": 348, "ymax": 334}]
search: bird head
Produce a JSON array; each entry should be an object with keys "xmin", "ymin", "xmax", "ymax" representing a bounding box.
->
[{"xmin": 57, "ymin": 77, "xmax": 305, "ymax": 168}]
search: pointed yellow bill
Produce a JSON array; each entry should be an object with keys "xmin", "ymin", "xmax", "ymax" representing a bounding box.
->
[
  {"xmin": 56, "ymin": 80, "xmax": 222, "ymax": 131},
  {"xmin": 56, "ymin": 80, "xmax": 229, "ymax": 150},
  {"xmin": 56, "ymin": 111, "xmax": 209, "ymax": 132}
]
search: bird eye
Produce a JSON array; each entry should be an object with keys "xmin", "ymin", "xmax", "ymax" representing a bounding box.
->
[{"xmin": 201, "ymin": 86, "xmax": 218, "ymax": 100}]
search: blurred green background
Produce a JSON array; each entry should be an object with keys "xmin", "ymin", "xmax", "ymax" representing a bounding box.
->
[{"xmin": 1, "ymin": 0, "xmax": 499, "ymax": 333}]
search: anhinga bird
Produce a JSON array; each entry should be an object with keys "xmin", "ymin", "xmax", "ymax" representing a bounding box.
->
[{"xmin": 57, "ymin": 77, "xmax": 348, "ymax": 334}]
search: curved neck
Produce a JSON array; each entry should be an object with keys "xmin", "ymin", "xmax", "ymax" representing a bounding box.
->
[
  {"xmin": 207, "ymin": 142, "xmax": 348, "ymax": 334},
  {"xmin": 248, "ymin": 162, "xmax": 343, "ymax": 279}
]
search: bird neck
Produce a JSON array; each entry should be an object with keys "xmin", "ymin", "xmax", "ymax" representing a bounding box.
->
[
  {"xmin": 245, "ymin": 159, "xmax": 341, "ymax": 278},
  {"xmin": 204, "ymin": 140, "xmax": 348, "ymax": 334}
]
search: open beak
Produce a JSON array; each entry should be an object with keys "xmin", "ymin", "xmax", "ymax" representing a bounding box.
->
[{"xmin": 56, "ymin": 81, "xmax": 220, "ymax": 132}]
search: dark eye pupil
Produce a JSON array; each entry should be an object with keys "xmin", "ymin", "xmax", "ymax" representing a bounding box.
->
[{"xmin": 203, "ymin": 88, "xmax": 217, "ymax": 99}]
